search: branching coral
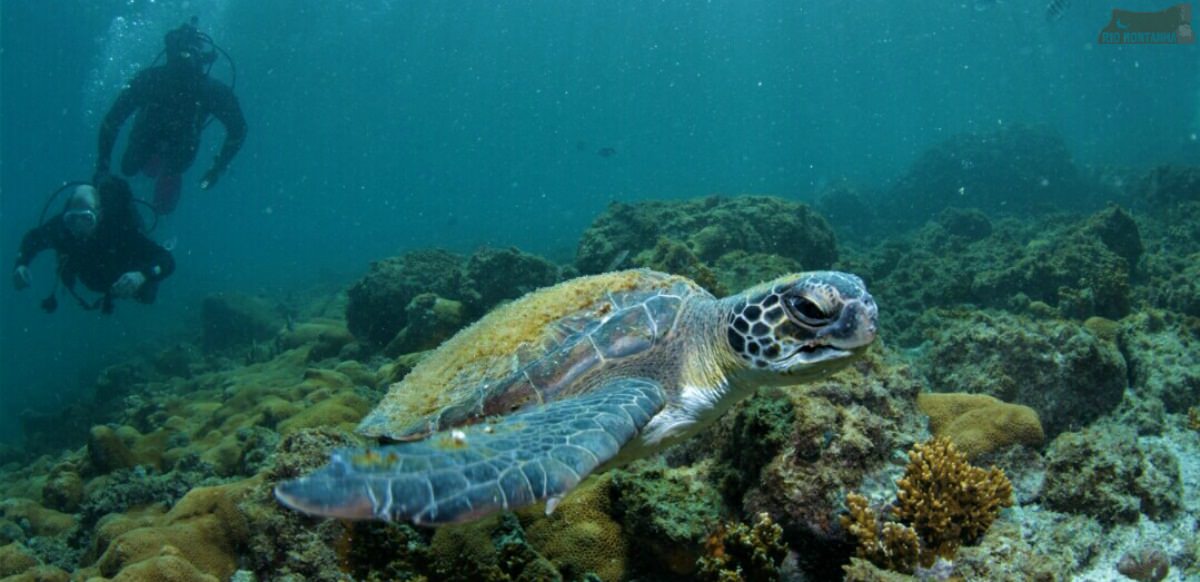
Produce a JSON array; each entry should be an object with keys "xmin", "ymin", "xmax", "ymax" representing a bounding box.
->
[
  {"xmin": 695, "ymin": 512, "xmax": 788, "ymax": 581},
  {"xmin": 840, "ymin": 437, "xmax": 1013, "ymax": 573},
  {"xmin": 841, "ymin": 493, "xmax": 919, "ymax": 574},
  {"xmin": 895, "ymin": 437, "xmax": 1013, "ymax": 564}
]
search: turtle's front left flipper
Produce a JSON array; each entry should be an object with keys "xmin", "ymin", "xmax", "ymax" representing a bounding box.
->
[{"xmin": 274, "ymin": 378, "xmax": 666, "ymax": 525}]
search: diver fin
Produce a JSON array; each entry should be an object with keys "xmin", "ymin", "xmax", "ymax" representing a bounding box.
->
[{"xmin": 274, "ymin": 377, "xmax": 666, "ymax": 525}]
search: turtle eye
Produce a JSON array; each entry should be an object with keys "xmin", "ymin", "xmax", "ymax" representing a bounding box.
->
[{"xmin": 786, "ymin": 294, "xmax": 831, "ymax": 325}]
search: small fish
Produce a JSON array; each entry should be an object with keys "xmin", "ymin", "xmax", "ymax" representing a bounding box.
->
[
  {"xmin": 597, "ymin": 147, "xmax": 617, "ymax": 158},
  {"xmin": 1046, "ymin": 0, "xmax": 1070, "ymax": 22}
]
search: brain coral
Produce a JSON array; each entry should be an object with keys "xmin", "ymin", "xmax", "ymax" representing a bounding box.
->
[{"xmin": 916, "ymin": 393, "xmax": 1044, "ymax": 459}]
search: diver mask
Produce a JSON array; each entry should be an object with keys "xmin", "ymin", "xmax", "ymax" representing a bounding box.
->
[
  {"xmin": 164, "ymin": 21, "xmax": 216, "ymax": 70},
  {"xmin": 64, "ymin": 185, "xmax": 100, "ymax": 238}
]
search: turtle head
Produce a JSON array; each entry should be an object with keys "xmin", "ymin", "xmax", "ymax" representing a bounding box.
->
[{"xmin": 724, "ymin": 271, "xmax": 877, "ymax": 380}]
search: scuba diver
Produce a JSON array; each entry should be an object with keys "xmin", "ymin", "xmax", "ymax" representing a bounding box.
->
[
  {"xmin": 13, "ymin": 176, "xmax": 175, "ymax": 315},
  {"xmin": 96, "ymin": 17, "xmax": 247, "ymax": 215}
]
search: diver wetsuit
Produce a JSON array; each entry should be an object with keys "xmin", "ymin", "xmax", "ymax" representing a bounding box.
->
[
  {"xmin": 15, "ymin": 180, "xmax": 175, "ymax": 313},
  {"xmin": 97, "ymin": 63, "xmax": 246, "ymax": 215}
]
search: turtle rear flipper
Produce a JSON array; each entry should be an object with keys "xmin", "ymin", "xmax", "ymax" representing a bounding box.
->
[{"xmin": 274, "ymin": 378, "xmax": 666, "ymax": 525}]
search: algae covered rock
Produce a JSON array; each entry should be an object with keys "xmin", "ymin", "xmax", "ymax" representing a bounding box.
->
[
  {"xmin": 0, "ymin": 542, "xmax": 40, "ymax": 577},
  {"xmin": 428, "ymin": 512, "xmax": 563, "ymax": 582},
  {"xmin": 1117, "ymin": 310, "xmax": 1200, "ymax": 413},
  {"xmin": 201, "ymin": 292, "xmax": 284, "ymax": 353},
  {"xmin": 971, "ymin": 211, "xmax": 1138, "ymax": 320},
  {"xmin": 731, "ymin": 349, "xmax": 925, "ymax": 579},
  {"xmin": 41, "ymin": 467, "xmax": 84, "ymax": 513},
  {"xmin": 576, "ymin": 195, "xmax": 838, "ymax": 275},
  {"xmin": 1137, "ymin": 164, "xmax": 1200, "ymax": 207},
  {"xmin": 884, "ymin": 124, "xmax": 1092, "ymax": 227},
  {"xmin": 462, "ymin": 246, "xmax": 561, "ymax": 309},
  {"xmin": 912, "ymin": 309, "xmax": 1126, "ymax": 438},
  {"xmin": 383, "ymin": 293, "xmax": 466, "ymax": 356},
  {"xmin": 87, "ymin": 426, "xmax": 138, "ymax": 474},
  {"xmin": 712, "ymin": 251, "xmax": 802, "ymax": 294},
  {"xmin": 346, "ymin": 249, "xmax": 466, "ymax": 346},
  {"xmin": 612, "ymin": 460, "xmax": 723, "ymax": 577},
  {"xmin": 1041, "ymin": 422, "xmax": 1181, "ymax": 524},
  {"xmin": 346, "ymin": 246, "xmax": 562, "ymax": 349}
]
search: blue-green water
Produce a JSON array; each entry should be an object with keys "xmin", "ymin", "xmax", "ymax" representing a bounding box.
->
[{"xmin": 1, "ymin": 0, "xmax": 1196, "ymax": 441}]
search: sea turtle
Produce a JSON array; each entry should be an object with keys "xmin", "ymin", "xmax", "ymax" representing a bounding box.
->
[{"xmin": 276, "ymin": 269, "xmax": 877, "ymax": 525}]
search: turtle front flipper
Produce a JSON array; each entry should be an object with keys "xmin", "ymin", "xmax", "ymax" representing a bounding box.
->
[{"xmin": 274, "ymin": 378, "xmax": 666, "ymax": 525}]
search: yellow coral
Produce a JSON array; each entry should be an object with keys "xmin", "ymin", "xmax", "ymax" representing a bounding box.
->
[
  {"xmin": 917, "ymin": 393, "xmax": 1044, "ymax": 460},
  {"xmin": 842, "ymin": 438, "xmax": 1013, "ymax": 573},
  {"xmin": 839, "ymin": 494, "xmax": 919, "ymax": 574},
  {"xmin": 523, "ymin": 475, "xmax": 628, "ymax": 582},
  {"xmin": 94, "ymin": 478, "xmax": 257, "ymax": 580},
  {"xmin": 894, "ymin": 438, "xmax": 1013, "ymax": 567},
  {"xmin": 695, "ymin": 512, "xmax": 789, "ymax": 581}
]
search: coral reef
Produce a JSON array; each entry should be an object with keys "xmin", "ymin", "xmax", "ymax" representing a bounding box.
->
[
  {"xmin": 912, "ymin": 308, "xmax": 1125, "ymax": 437},
  {"xmin": 892, "ymin": 438, "xmax": 1012, "ymax": 566},
  {"xmin": 0, "ymin": 542, "xmax": 41, "ymax": 576},
  {"xmin": 694, "ymin": 512, "xmax": 788, "ymax": 582},
  {"xmin": 1137, "ymin": 164, "xmax": 1200, "ymax": 207},
  {"xmin": 884, "ymin": 124, "xmax": 1093, "ymax": 227},
  {"xmin": 632, "ymin": 237, "xmax": 724, "ymax": 295},
  {"xmin": 383, "ymin": 293, "xmax": 467, "ymax": 357},
  {"xmin": 1041, "ymin": 422, "xmax": 1182, "ymax": 524},
  {"xmin": 711, "ymin": 251, "xmax": 802, "ymax": 296},
  {"xmin": 1119, "ymin": 310, "xmax": 1200, "ymax": 412},
  {"xmin": 730, "ymin": 349, "xmax": 925, "ymax": 579},
  {"xmin": 462, "ymin": 246, "xmax": 561, "ymax": 309},
  {"xmin": 611, "ymin": 460, "xmax": 723, "ymax": 577},
  {"xmin": 91, "ymin": 479, "xmax": 255, "ymax": 580},
  {"xmin": 947, "ymin": 520, "xmax": 1069, "ymax": 580},
  {"xmin": 345, "ymin": 246, "xmax": 560, "ymax": 349},
  {"xmin": 841, "ymin": 438, "xmax": 1013, "ymax": 573},
  {"xmin": 3, "ymin": 180, "xmax": 1200, "ymax": 582},
  {"xmin": 968, "ymin": 209, "xmax": 1139, "ymax": 319},
  {"xmin": 840, "ymin": 493, "xmax": 920, "ymax": 574},
  {"xmin": 346, "ymin": 249, "xmax": 466, "ymax": 346},
  {"xmin": 522, "ymin": 474, "xmax": 627, "ymax": 581},
  {"xmin": 915, "ymin": 393, "xmax": 1044, "ymax": 460},
  {"xmin": 852, "ymin": 204, "xmax": 1142, "ymax": 343},
  {"xmin": 201, "ymin": 292, "xmax": 286, "ymax": 354},
  {"xmin": 575, "ymin": 195, "xmax": 837, "ymax": 276}
]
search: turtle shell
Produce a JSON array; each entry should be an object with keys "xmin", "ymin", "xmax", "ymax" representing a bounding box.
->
[{"xmin": 357, "ymin": 269, "xmax": 709, "ymax": 441}]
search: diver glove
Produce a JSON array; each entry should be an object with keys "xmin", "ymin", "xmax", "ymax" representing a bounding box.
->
[
  {"xmin": 199, "ymin": 168, "xmax": 220, "ymax": 190},
  {"xmin": 13, "ymin": 266, "xmax": 31, "ymax": 290},
  {"xmin": 111, "ymin": 271, "xmax": 146, "ymax": 298}
]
